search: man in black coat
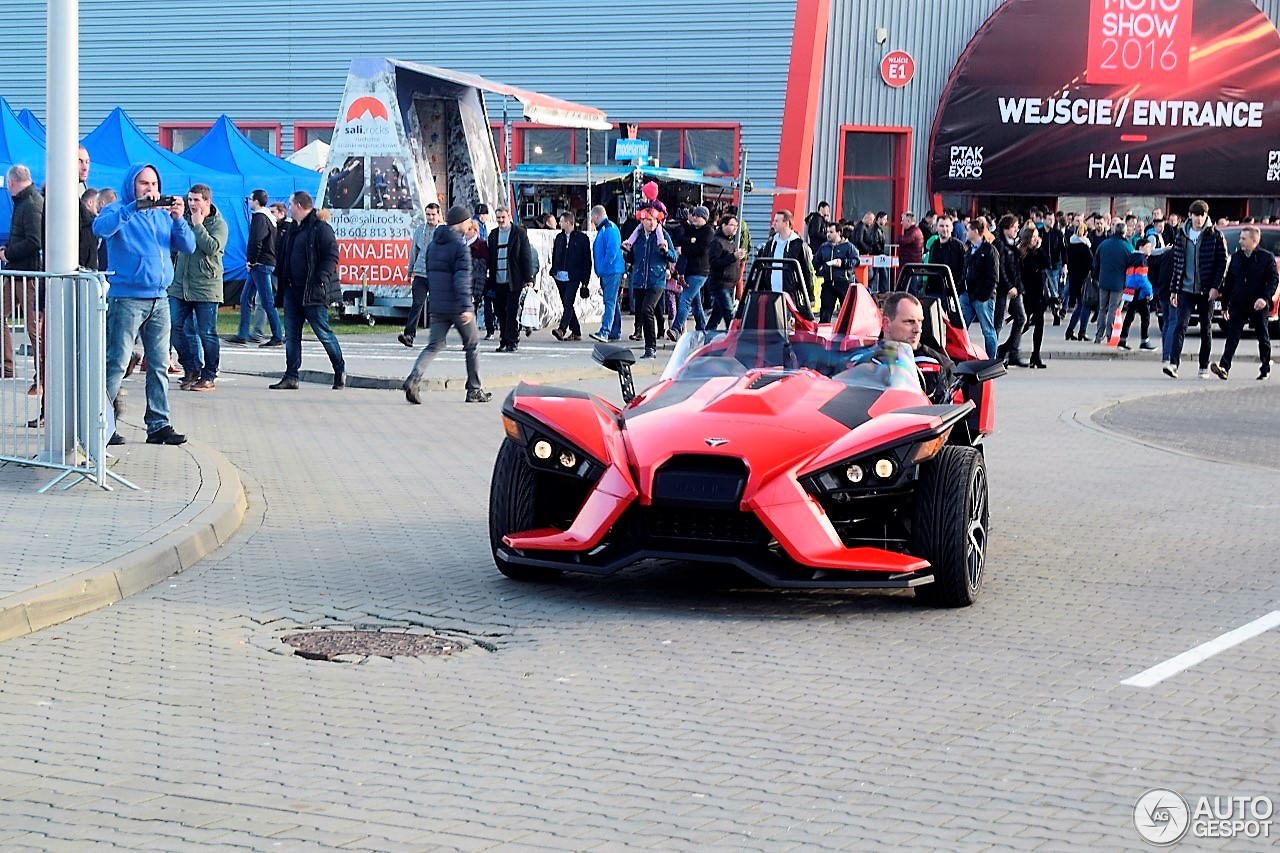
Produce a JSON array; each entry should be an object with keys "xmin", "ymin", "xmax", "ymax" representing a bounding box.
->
[
  {"xmin": 993, "ymin": 214, "xmax": 1027, "ymax": 366},
  {"xmin": 961, "ymin": 220, "xmax": 1000, "ymax": 359},
  {"xmin": 1, "ymin": 165, "xmax": 44, "ymax": 386},
  {"xmin": 927, "ymin": 215, "xmax": 966, "ymax": 292},
  {"xmin": 230, "ymin": 189, "xmax": 284, "ymax": 346},
  {"xmin": 549, "ymin": 211, "xmax": 591, "ymax": 341},
  {"xmin": 269, "ymin": 191, "xmax": 346, "ymax": 390},
  {"xmin": 402, "ymin": 205, "xmax": 492, "ymax": 404},
  {"xmin": 487, "ymin": 205, "xmax": 535, "ymax": 352},
  {"xmin": 1210, "ymin": 226, "xmax": 1279, "ymax": 381}
]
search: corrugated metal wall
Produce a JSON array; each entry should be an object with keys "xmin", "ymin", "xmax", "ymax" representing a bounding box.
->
[
  {"xmin": 812, "ymin": 0, "xmax": 1280, "ymax": 217},
  {"xmin": 7, "ymin": 0, "xmax": 797, "ymax": 226}
]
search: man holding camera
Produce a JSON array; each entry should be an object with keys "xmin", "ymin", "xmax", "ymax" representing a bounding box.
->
[{"xmin": 93, "ymin": 163, "xmax": 196, "ymax": 446}]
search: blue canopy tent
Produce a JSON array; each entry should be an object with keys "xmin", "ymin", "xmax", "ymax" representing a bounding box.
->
[
  {"xmin": 16, "ymin": 108, "xmax": 45, "ymax": 143},
  {"xmin": 180, "ymin": 115, "xmax": 320, "ymax": 203},
  {"xmin": 83, "ymin": 108, "xmax": 250, "ymax": 280},
  {"xmin": 0, "ymin": 97, "xmax": 47, "ymax": 243}
]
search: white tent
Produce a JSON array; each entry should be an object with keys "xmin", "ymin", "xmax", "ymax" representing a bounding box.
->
[{"xmin": 287, "ymin": 138, "xmax": 330, "ymax": 172}]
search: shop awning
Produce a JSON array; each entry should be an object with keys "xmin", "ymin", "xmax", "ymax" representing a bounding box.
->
[
  {"xmin": 512, "ymin": 164, "xmax": 632, "ymax": 185},
  {"xmin": 388, "ymin": 60, "xmax": 612, "ymax": 130}
]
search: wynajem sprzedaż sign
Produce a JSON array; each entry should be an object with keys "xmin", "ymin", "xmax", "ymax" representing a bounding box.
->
[{"xmin": 930, "ymin": 0, "xmax": 1280, "ymax": 195}]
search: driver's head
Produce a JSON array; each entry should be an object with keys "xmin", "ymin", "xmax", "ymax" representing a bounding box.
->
[{"xmin": 882, "ymin": 292, "xmax": 924, "ymax": 349}]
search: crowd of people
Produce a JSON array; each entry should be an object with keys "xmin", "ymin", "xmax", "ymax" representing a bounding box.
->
[
  {"xmin": 798, "ymin": 199, "xmax": 1278, "ymax": 380},
  {"xmin": 4, "ymin": 151, "xmax": 1278, "ymax": 447}
]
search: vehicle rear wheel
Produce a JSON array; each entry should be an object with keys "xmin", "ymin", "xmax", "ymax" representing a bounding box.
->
[
  {"xmin": 912, "ymin": 446, "xmax": 988, "ymax": 607},
  {"xmin": 489, "ymin": 437, "xmax": 562, "ymax": 581}
]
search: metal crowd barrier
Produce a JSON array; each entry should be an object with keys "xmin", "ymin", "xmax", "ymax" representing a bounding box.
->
[{"xmin": 0, "ymin": 268, "xmax": 135, "ymax": 491}]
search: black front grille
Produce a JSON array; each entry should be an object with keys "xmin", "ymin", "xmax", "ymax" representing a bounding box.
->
[
  {"xmin": 637, "ymin": 506, "xmax": 768, "ymax": 546},
  {"xmin": 652, "ymin": 455, "xmax": 748, "ymax": 509}
]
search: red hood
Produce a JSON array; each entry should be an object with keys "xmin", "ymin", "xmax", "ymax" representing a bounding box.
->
[{"xmin": 620, "ymin": 369, "xmax": 930, "ymax": 505}]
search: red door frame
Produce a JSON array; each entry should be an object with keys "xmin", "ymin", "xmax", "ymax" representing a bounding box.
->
[{"xmin": 834, "ymin": 124, "xmax": 912, "ymax": 236}]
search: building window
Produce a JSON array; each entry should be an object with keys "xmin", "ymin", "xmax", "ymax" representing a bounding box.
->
[
  {"xmin": 836, "ymin": 126, "xmax": 911, "ymax": 226},
  {"xmin": 293, "ymin": 122, "xmax": 333, "ymax": 150},
  {"xmin": 683, "ymin": 129, "xmax": 736, "ymax": 174},
  {"xmin": 488, "ymin": 122, "xmax": 739, "ymax": 176},
  {"xmin": 160, "ymin": 121, "xmax": 282, "ymax": 156},
  {"xmin": 239, "ymin": 124, "xmax": 281, "ymax": 156},
  {"xmin": 523, "ymin": 128, "xmax": 573, "ymax": 165},
  {"xmin": 159, "ymin": 123, "xmax": 211, "ymax": 154}
]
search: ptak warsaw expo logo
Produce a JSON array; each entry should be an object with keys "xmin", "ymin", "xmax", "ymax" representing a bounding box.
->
[{"xmin": 1134, "ymin": 788, "xmax": 1274, "ymax": 845}]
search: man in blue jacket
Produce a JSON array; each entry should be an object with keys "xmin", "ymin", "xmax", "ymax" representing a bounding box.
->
[
  {"xmin": 589, "ymin": 204, "xmax": 625, "ymax": 343},
  {"xmin": 402, "ymin": 205, "xmax": 492, "ymax": 404},
  {"xmin": 625, "ymin": 209, "xmax": 677, "ymax": 359},
  {"xmin": 1091, "ymin": 222, "xmax": 1132, "ymax": 344},
  {"xmin": 93, "ymin": 163, "xmax": 196, "ymax": 446}
]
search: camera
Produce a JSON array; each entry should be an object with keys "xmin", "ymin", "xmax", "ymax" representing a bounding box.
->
[{"xmin": 137, "ymin": 195, "xmax": 178, "ymax": 210}]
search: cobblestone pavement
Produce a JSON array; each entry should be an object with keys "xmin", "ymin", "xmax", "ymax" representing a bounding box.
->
[
  {"xmin": 0, "ymin": 429, "xmax": 201, "ymax": 597},
  {"xmin": 1095, "ymin": 379, "xmax": 1280, "ymax": 471},
  {"xmin": 0, "ymin": 360, "xmax": 1276, "ymax": 850}
]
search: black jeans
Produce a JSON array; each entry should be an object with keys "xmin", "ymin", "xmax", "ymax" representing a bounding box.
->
[
  {"xmin": 403, "ymin": 275, "xmax": 429, "ymax": 338},
  {"xmin": 1120, "ymin": 298, "xmax": 1151, "ymax": 342},
  {"xmin": 493, "ymin": 284, "xmax": 520, "ymax": 348},
  {"xmin": 819, "ymin": 282, "xmax": 848, "ymax": 324},
  {"xmin": 1024, "ymin": 297, "xmax": 1045, "ymax": 359},
  {"xmin": 1168, "ymin": 291, "xmax": 1213, "ymax": 369},
  {"xmin": 556, "ymin": 280, "xmax": 581, "ymax": 336},
  {"xmin": 640, "ymin": 287, "xmax": 665, "ymax": 350},
  {"xmin": 482, "ymin": 289, "xmax": 498, "ymax": 335},
  {"xmin": 995, "ymin": 291, "xmax": 1025, "ymax": 357},
  {"xmin": 1219, "ymin": 307, "xmax": 1271, "ymax": 373}
]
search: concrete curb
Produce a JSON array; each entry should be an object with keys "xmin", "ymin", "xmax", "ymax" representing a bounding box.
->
[
  {"xmin": 251, "ymin": 360, "xmax": 672, "ymax": 392},
  {"xmin": 0, "ymin": 440, "xmax": 248, "ymax": 643}
]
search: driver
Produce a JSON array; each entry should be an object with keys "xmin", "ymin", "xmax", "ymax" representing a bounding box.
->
[{"xmin": 880, "ymin": 291, "xmax": 954, "ymax": 402}]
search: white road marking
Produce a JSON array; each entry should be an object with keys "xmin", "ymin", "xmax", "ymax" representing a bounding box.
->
[{"xmin": 1121, "ymin": 610, "xmax": 1280, "ymax": 687}]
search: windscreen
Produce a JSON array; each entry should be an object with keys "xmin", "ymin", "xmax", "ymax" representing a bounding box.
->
[{"xmin": 660, "ymin": 330, "xmax": 922, "ymax": 393}]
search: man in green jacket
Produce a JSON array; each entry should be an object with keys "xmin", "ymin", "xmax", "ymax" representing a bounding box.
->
[{"xmin": 169, "ymin": 183, "xmax": 226, "ymax": 391}]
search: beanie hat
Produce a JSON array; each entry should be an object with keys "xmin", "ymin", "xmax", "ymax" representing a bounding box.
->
[{"xmin": 446, "ymin": 204, "xmax": 472, "ymax": 226}]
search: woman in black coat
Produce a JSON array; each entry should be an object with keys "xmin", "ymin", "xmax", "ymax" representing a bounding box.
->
[
  {"xmin": 1018, "ymin": 226, "xmax": 1050, "ymax": 368},
  {"xmin": 1064, "ymin": 222, "xmax": 1095, "ymax": 341}
]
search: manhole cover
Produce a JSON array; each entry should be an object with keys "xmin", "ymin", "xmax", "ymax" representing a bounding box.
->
[{"xmin": 282, "ymin": 630, "xmax": 463, "ymax": 661}]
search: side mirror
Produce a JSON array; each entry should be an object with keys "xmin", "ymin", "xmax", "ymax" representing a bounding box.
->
[
  {"xmin": 592, "ymin": 342, "xmax": 637, "ymax": 404},
  {"xmin": 954, "ymin": 357, "xmax": 1007, "ymax": 383},
  {"xmin": 592, "ymin": 342, "xmax": 636, "ymax": 373}
]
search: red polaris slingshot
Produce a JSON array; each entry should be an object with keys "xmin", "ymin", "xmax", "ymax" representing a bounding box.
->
[{"xmin": 489, "ymin": 260, "xmax": 1005, "ymax": 606}]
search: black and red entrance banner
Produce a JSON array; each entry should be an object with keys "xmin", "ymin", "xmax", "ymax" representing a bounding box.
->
[{"xmin": 929, "ymin": 0, "xmax": 1280, "ymax": 195}]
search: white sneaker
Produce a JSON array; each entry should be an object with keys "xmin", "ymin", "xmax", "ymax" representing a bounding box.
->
[
  {"xmin": 1197, "ymin": 369, "xmax": 1211, "ymax": 379},
  {"xmin": 1162, "ymin": 364, "xmax": 1178, "ymax": 379}
]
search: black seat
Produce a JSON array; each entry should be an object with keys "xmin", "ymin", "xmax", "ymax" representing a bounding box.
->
[
  {"xmin": 728, "ymin": 292, "xmax": 791, "ymax": 369},
  {"xmin": 918, "ymin": 296, "xmax": 948, "ymax": 354}
]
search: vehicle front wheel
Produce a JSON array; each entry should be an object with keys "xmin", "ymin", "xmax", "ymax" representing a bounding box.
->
[
  {"xmin": 488, "ymin": 437, "xmax": 562, "ymax": 581},
  {"xmin": 912, "ymin": 446, "xmax": 988, "ymax": 608}
]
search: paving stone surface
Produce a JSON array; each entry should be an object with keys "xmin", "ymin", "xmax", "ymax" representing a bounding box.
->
[
  {"xmin": 0, "ymin": 414, "xmax": 201, "ymax": 597},
  {"xmin": 0, "ymin": 357, "xmax": 1276, "ymax": 850}
]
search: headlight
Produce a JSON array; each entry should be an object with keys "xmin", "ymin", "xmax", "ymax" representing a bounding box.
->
[
  {"xmin": 873, "ymin": 458, "xmax": 895, "ymax": 479},
  {"xmin": 521, "ymin": 431, "xmax": 600, "ymax": 479},
  {"xmin": 845, "ymin": 464, "xmax": 864, "ymax": 484}
]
